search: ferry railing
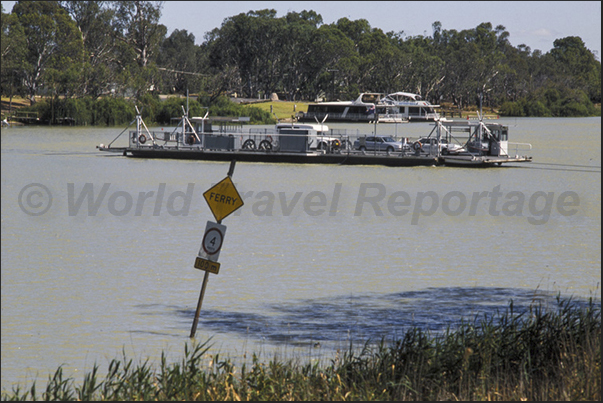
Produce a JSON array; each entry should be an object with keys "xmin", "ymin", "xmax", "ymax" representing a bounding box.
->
[
  {"xmin": 508, "ymin": 142, "xmax": 532, "ymax": 157},
  {"xmin": 129, "ymin": 130, "xmax": 180, "ymax": 148},
  {"xmin": 235, "ymin": 132, "xmax": 358, "ymax": 154},
  {"xmin": 130, "ymin": 129, "xmax": 425, "ymax": 157}
]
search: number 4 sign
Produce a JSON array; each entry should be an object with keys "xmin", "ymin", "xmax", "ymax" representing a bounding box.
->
[{"xmin": 198, "ymin": 221, "xmax": 227, "ymax": 262}]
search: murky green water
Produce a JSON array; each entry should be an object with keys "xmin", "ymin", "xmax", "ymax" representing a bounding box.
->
[{"xmin": 1, "ymin": 117, "xmax": 600, "ymax": 390}]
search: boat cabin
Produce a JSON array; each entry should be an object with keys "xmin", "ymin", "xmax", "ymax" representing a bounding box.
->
[
  {"xmin": 437, "ymin": 121, "xmax": 509, "ymax": 157},
  {"xmin": 377, "ymin": 92, "xmax": 441, "ymax": 121}
]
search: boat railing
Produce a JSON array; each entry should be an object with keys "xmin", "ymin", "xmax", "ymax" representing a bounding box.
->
[
  {"xmin": 302, "ymin": 111, "xmax": 376, "ymax": 122},
  {"xmin": 508, "ymin": 142, "xmax": 532, "ymax": 156},
  {"xmin": 129, "ymin": 130, "xmax": 179, "ymax": 147},
  {"xmin": 127, "ymin": 129, "xmax": 445, "ymax": 157},
  {"xmin": 378, "ymin": 113, "xmax": 409, "ymax": 123},
  {"xmin": 236, "ymin": 132, "xmax": 356, "ymax": 153},
  {"xmin": 248, "ymin": 127, "xmax": 278, "ymax": 135}
]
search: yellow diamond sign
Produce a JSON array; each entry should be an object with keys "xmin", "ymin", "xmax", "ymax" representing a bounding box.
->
[{"xmin": 203, "ymin": 176, "xmax": 244, "ymax": 222}]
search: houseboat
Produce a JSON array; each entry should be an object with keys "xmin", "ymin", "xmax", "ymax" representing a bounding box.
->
[
  {"xmin": 298, "ymin": 92, "xmax": 442, "ymax": 124},
  {"xmin": 376, "ymin": 92, "xmax": 442, "ymax": 122},
  {"xmin": 297, "ymin": 93, "xmax": 382, "ymax": 123}
]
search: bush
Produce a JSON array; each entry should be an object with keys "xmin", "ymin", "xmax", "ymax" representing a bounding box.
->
[
  {"xmin": 94, "ymin": 97, "xmax": 136, "ymax": 126},
  {"xmin": 137, "ymin": 93, "xmax": 162, "ymax": 123},
  {"xmin": 524, "ymin": 100, "xmax": 551, "ymax": 117},
  {"xmin": 155, "ymin": 97, "xmax": 207, "ymax": 124},
  {"xmin": 499, "ymin": 101, "xmax": 525, "ymax": 117},
  {"xmin": 560, "ymin": 101, "xmax": 590, "ymax": 117}
]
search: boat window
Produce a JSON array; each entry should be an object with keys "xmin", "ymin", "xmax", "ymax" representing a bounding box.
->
[{"xmin": 409, "ymin": 107, "xmax": 421, "ymax": 116}]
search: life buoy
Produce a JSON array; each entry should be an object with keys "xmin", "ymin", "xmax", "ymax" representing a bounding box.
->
[
  {"xmin": 412, "ymin": 141, "xmax": 422, "ymax": 151},
  {"xmin": 138, "ymin": 134, "xmax": 147, "ymax": 144},
  {"xmin": 332, "ymin": 139, "xmax": 341, "ymax": 149}
]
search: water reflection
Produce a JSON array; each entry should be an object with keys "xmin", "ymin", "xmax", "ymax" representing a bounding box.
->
[{"xmin": 137, "ymin": 287, "xmax": 599, "ymax": 348}]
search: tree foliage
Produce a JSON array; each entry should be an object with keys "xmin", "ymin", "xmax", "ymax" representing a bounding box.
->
[{"xmin": 1, "ymin": 2, "xmax": 600, "ymax": 122}]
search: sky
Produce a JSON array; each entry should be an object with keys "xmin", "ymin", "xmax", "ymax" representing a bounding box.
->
[{"xmin": 1, "ymin": 1, "xmax": 601, "ymax": 59}]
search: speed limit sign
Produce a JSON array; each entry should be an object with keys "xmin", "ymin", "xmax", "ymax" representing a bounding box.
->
[{"xmin": 198, "ymin": 221, "xmax": 227, "ymax": 262}]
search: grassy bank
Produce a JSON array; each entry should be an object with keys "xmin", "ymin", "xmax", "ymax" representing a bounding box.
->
[
  {"xmin": 245, "ymin": 100, "xmax": 310, "ymax": 122},
  {"xmin": 2, "ymin": 297, "xmax": 600, "ymax": 401}
]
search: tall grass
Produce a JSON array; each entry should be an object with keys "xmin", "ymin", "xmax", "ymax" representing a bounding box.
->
[{"xmin": 2, "ymin": 296, "xmax": 600, "ymax": 401}]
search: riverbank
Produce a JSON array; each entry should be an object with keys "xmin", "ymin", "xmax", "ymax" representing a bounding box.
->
[
  {"xmin": 3, "ymin": 297, "xmax": 600, "ymax": 401},
  {"xmin": 3, "ymin": 96, "xmax": 599, "ymax": 125}
]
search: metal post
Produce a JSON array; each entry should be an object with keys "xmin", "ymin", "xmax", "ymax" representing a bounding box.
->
[
  {"xmin": 189, "ymin": 160, "xmax": 237, "ymax": 338},
  {"xmin": 189, "ymin": 271, "xmax": 210, "ymax": 338}
]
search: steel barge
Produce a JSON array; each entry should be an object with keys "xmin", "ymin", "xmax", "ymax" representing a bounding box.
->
[{"xmin": 97, "ymin": 110, "xmax": 532, "ymax": 168}]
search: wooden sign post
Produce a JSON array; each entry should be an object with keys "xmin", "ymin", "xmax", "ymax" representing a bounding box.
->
[{"xmin": 190, "ymin": 160, "xmax": 242, "ymax": 338}]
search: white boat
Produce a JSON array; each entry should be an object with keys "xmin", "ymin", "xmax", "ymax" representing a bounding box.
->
[
  {"xmin": 299, "ymin": 92, "xmax": 443, "ymax": 123},
  {"xmin": 377, "ymin": 92, "xmax": 441, "ymax": 122},
  {"xmin": 298, "ymin": 93, "xmax": 381, "ymax": 123}
]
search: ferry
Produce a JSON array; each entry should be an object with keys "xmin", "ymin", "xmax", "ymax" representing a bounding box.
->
[{"xmin": 97, "ymin": 108, "xmax": 532, "ymax": 168}]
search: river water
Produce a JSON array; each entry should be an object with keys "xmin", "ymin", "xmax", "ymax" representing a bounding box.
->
[{"xmin": 1, "ymin": 117, "xmax": 600, "ymax": 391}]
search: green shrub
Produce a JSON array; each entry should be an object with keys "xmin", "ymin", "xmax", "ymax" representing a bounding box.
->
[
  {"xmin": 499, "ymin": 101, "xmax": 525, "ymax": 117},
  {"xmin": 137, "ymin": 93, "xmax": 162, "ymax": 123},
  {"xmin": 524, "ymin": 100, "xmax": 551, "ymax": 117},
  {"xmin": 94, "ymin": 97, "xmax": 136, "ymax": 126}
]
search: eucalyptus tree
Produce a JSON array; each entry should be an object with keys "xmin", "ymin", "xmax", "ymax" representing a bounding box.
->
[
  {"xmin": 204, "ymin": 10, "xmax": 268, "ymax": 98},
  {"xmin": 394, "ymin": 34, "xmax": 445, "ymax": 102},
  {"xmin": 11, "ymin": 1, "xmax": 84, "ymax": 104},
  {"xmin": 110, "ymin": 0, "xmax": 166, "ymax": 99},
  {"xmin": 61, "ymin": 1, "xmax": 120, "ymax": 98},
  {"xmin": 306, "ymin": 23, "xmax": 358, "ymax": 101},
  {"xmin": 350, "ymin": 23, "xmax": 398, "ymax": 92},
  {"xmin": 157, "ymin": 29, "xmax": 202, "ymax": 94},
  {"xmin": 201, "ymin": 26, "xmax": 241, "ymax": 101},
  {"xmin": 1, "ymin": 3, "xmax": 27, "ymax": 101},
  {"xmin": 277, "ymin": 10, "xmax": 323, "ymax": 101},
  {"xmin": 495, "ymin": 43, "xmax": 532, "ymax": 103},
  {"xmin": 433, "ymin": 22, "xmax": 505, "ymax": 109},
  {"xmin": 222, "ymin": 9, "xmax": 287, "ymax": 99},
  {"xmin": 205, "ymin": 9, "xmax": 303, "ymax": 99},
  {"xmin": 550, "ymin": 36, "xmax": 601, "ymax": 103}
]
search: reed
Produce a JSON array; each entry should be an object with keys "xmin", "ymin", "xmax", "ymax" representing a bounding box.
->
[{"xmin": 2, "ymin": 296, "xmax": 599, "ymax": 401}]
